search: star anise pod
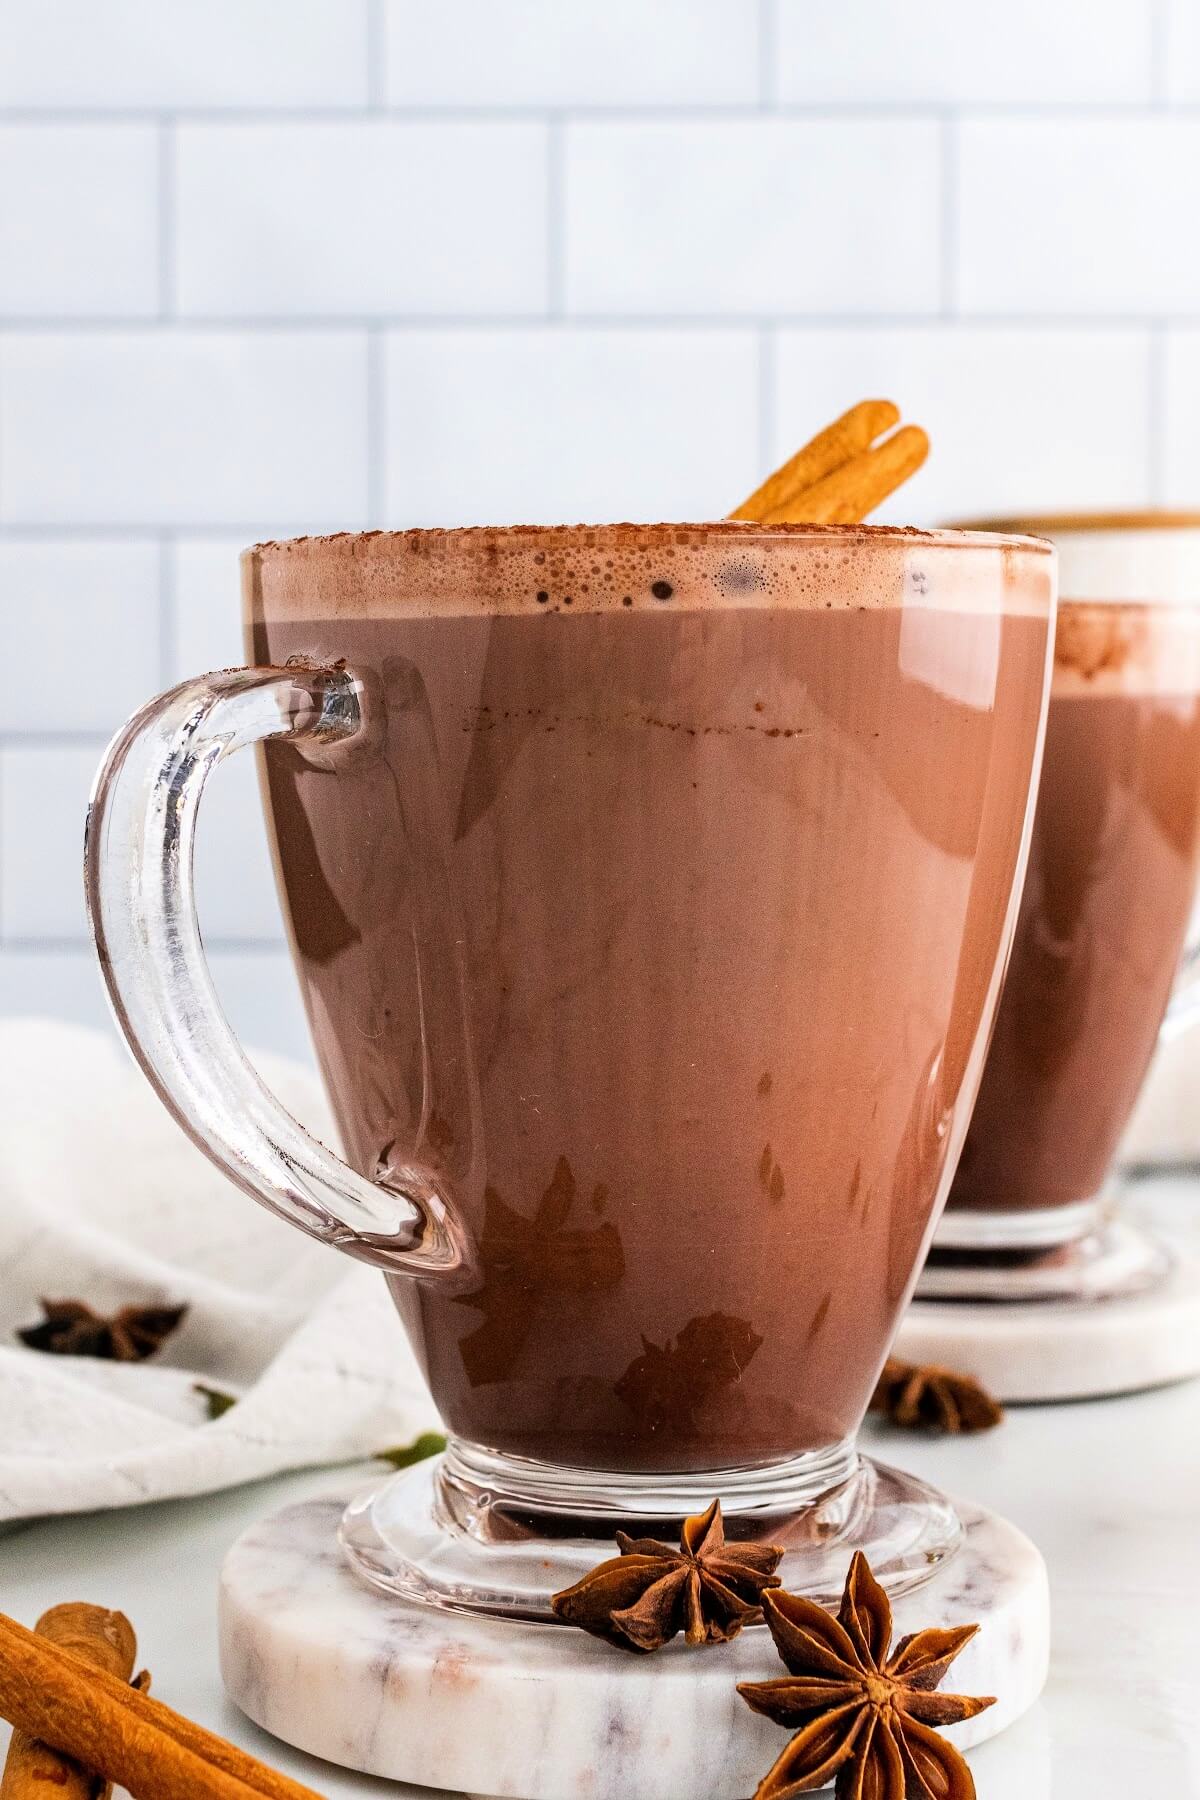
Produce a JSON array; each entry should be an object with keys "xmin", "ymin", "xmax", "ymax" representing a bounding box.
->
[
  {"xmin": 17, "ymin": 1298, "xmax": 188, "ymax": 1362},
  {"xmin": 870, "ymin": 1356, "xmax": 1003, "ymax": 1434},
  {"xmin": 550, "ymin": 1498, "xmax": 784, "ymax": 1653},
  {"xmin": 739, "ymin": 1550, "xmax": 994, "ymax": 1799}
]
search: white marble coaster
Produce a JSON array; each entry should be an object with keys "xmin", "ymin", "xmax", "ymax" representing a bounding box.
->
[
  {"xmin": 219, "ymin": 1490, "xmax": 1048, "ymax": 1800},
  {"xmin": 896, "ymin": 1240, "xmax": 1200, "ymax": 1402}
]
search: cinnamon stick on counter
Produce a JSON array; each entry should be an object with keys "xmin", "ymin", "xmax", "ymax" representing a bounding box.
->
[
  {"xmin": 0, "ymin": 1611, "xmax": 324, "ymax": 1800},
  {"xmin": 0, "ymin": 1604, "xmax": 136, "ymax": 1800}
]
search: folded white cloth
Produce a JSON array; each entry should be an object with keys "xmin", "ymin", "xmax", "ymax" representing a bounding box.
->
[{"xmin": 0, "ymin": 1019, "xmax": 440, "ymax": 1524}]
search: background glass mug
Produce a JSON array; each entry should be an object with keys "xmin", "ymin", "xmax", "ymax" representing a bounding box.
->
[
  {"xmin": 929, "ymin": 513, "xmax": 1200, "ymax": 1301},
  {"xmin": 86, "ymin": 523, "xmax": 1054, "ymax": 1615}
]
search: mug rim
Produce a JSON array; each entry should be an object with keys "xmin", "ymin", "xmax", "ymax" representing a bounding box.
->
[
  {"xmin": 244, "ymin": 519, "xmax": 1054, "ymax": 560},
  {"xmin": 953, "ymin": 513, "xmax": 1200, "ymax": 607},
  {"xmin": 951, "ymin": 508, "xmax": 1200, "ymax": 537}
]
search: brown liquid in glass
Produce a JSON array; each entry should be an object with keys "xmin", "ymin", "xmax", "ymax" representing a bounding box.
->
[
  {"xmin": 950, "ymin": 602, "xmax": 1200, "ymax": 1216},
  {"xmin": 250, "ymin": 540, "xmax": 1047, "ymax": 1473}
]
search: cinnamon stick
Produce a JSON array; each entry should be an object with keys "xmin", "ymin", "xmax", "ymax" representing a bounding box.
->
[
  {"xmin": 0, "ymin": 1613, "xmax": 324, "ymax": 1800},
  {"xmin": 732, "ymin": 401, "xmax": 930, "ymax": 526},
  {"xmin": 729, "ymin": 399, "xmax": 899, "ymax": 521},
  {"xmin": 0, "ymin": 1604, "xmax": 136, "ymax": 1800},
  {"xmin": 769, "ymin": 422, "xmax": 930, "ymax": 525}
]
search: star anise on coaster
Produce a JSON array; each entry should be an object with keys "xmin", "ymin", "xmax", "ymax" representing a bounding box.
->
[
  {"xmin": 550, "ymin": 1498, "xmax": 784, "ymax": 1653},
  {"xmin": 739, "ymin": 1550, "xmax": 994, "ymax": 1799},
  {"xmin": 17, "ymin": 1298, "xmax": 188, "ymax": 1362},
  {"xmin": 870, "ymin": 1356, "xmax": 1003, "ymax": 1434}
]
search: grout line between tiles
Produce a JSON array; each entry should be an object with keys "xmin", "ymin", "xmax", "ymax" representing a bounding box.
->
[
  {"xmin": 545, "ymin": 117, "xmax": 566, "ymax": 317},
  {"xmin": 157, "ymin": 117, "xmax": 176, "ymax": 318},
  {"xmin": 0, "ymin": 313, "xmax": 1194, "ymax": 332},
  {"xmin": 0, "ymin": 730, "xmax": 111, "ymax": 749},
  {"xmin": 0, "ymin": 934, "xmax": 290, "ymax": 954},
  {"xmin": 1147, "ymin": 325, "xmax": 1167, "ymax": 502},
  {"xmin": 939, "ymin": 113, "xmax": 959, "ymax": 319},
  {"xmin": 757, "ymin": 0, "xmax": 778, "ymax": 109},
  {"xmin": 1151, "ymin": 0, "xmax": 1171, "ymax": 105},
  {"xmin": 0, "ymin": 102, "xmax": 1191, "ymax": 122},
  {"xmin": 366, "ymin": 326, "xmax": 385, "ymax": 526},
  {"xmin": 756, "ymin": 326, "xmax": 776, "ymax": 474},
  {"xmin": 367, "ymin": 0, "xmax": 387, "ymax": 108},
  {"xmin": 157, "ymin": 535, "xmax": 176, "ymax": 685}
]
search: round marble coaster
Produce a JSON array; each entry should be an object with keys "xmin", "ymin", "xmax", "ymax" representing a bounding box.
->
[
  {"xmin": 219, "ymin": 1490, "xmax": 1049, "ymax": 1800},
  {"xmin": 896, "ymin": 1241, "xmax": 1200, "ymax": 1403}
]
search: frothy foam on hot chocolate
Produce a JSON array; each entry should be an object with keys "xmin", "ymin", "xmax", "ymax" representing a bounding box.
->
[
  {"xmin": 1053, "ymin": 601, "xmax": 1200, "ymax": 697},
  {"xmin": 244, "ymin": 523, "xmax": 1051, "ymax": 622}
]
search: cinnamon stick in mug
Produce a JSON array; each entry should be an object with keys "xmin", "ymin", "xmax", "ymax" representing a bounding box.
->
[
  {"xmin": 731, "ymin": 400, "xmax": 930, "ymax": 524},
  {"xmin": 729, "ymin": 398, "xmax": 900, "ymax": 521}
]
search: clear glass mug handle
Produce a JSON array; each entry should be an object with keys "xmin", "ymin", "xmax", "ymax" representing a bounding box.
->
[{"xmin": 84, "ymin": 664, "xmax": 465, "ymax": 1276}]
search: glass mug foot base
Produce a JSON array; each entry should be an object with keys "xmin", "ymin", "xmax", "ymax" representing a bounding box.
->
[
  {"xmin": 339, "ymin": 1438, "xmax": 962, "ymax": 1621},
  {"xmin": 919, "ymin": 1206, "xmax": 1172, "ymax": 1303}
]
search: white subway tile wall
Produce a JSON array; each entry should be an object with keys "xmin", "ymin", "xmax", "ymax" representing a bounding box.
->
[
  {"xmin": 957, "ymin": 119, "xmax": 1200, "ymax": 315},
  {"xmin": 0, "ymin": 124, "xmax": 159, "ymax": 317},
  {"xmin": 0, "ymin": 0, "xmax": 1193, "ymax": 1059},
  {"xmin": 775, "ymin": 0, "xmax": 1155, "ymax": 104},
  {"xmin": 175, "ymin": 122, "xmax": 549, "ymax": 315},
  {"xmin": 0, "ymin": 744, "xmax": 99, "ymax": 939},
  {"xmin": 0, "ymin": 2, "xmax": 369, "ymax": 109},
  {"xmin": 564, "ymin": 119, "xmax": 943, "ymax": 315},
  {"xmin": 0, "ymin": 540, "xmax": 161, "ymax": 730},
  {"xmin": 383, "ymin": 0, "xmax": 761, "ymax": 107},
  {"xmin": 1166, "ymin": 0, "xmax": 1200, "ymax": 102},
  {"xmin": 382, "ymin": 328, "xmax": 760, "ymax": 523},
  {"xmin": 1163, "ymin": 330, "xmax": 1200, "ymax": 503},
  {"xmin": 170, "ymin": 536, "xmax": 253, "ymax": 675},
  {"xmin": 0, "ymin": 331, "xmax": 370, "ymax": 525},
  {"xmin": 773, "ymin": 327, "xmax": 1153, "ymax": 522}
]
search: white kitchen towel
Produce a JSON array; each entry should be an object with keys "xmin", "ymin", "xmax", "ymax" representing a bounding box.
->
[{"xmin": 0, "ymin": 1018, "xmax": 440, "ymax": 1524}]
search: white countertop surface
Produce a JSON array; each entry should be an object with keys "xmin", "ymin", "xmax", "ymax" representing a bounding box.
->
[{"xmin": 4, "ymin": 1179, "xmax": 1200, "ymax": 1800}]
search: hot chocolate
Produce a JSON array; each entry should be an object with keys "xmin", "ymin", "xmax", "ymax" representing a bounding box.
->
[
  {"xmin": 245, "ymin": 524, "xmax": 1051, "ymax": 1474},
  {"xmin": 948, "ymin": 599, "xmax": 1200, "ymax": 1216}
]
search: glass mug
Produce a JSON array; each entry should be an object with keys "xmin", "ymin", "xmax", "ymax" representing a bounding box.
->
[
  {"xmin": 86, "ymin": 523, "xmax": 1053, "ymax": 1614},
  {"xmin": 928, "ymin": 514, "xmax": 1200, "ymax": 1301}
]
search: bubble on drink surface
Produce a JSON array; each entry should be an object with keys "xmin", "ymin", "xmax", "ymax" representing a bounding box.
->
[
  {"xmin": 716, "ymin": 556, "xmax": 766, "ymax": 596},
  {"xmin": 651, "ymin": 580, "xmax": 674, "ymax": 601}
]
